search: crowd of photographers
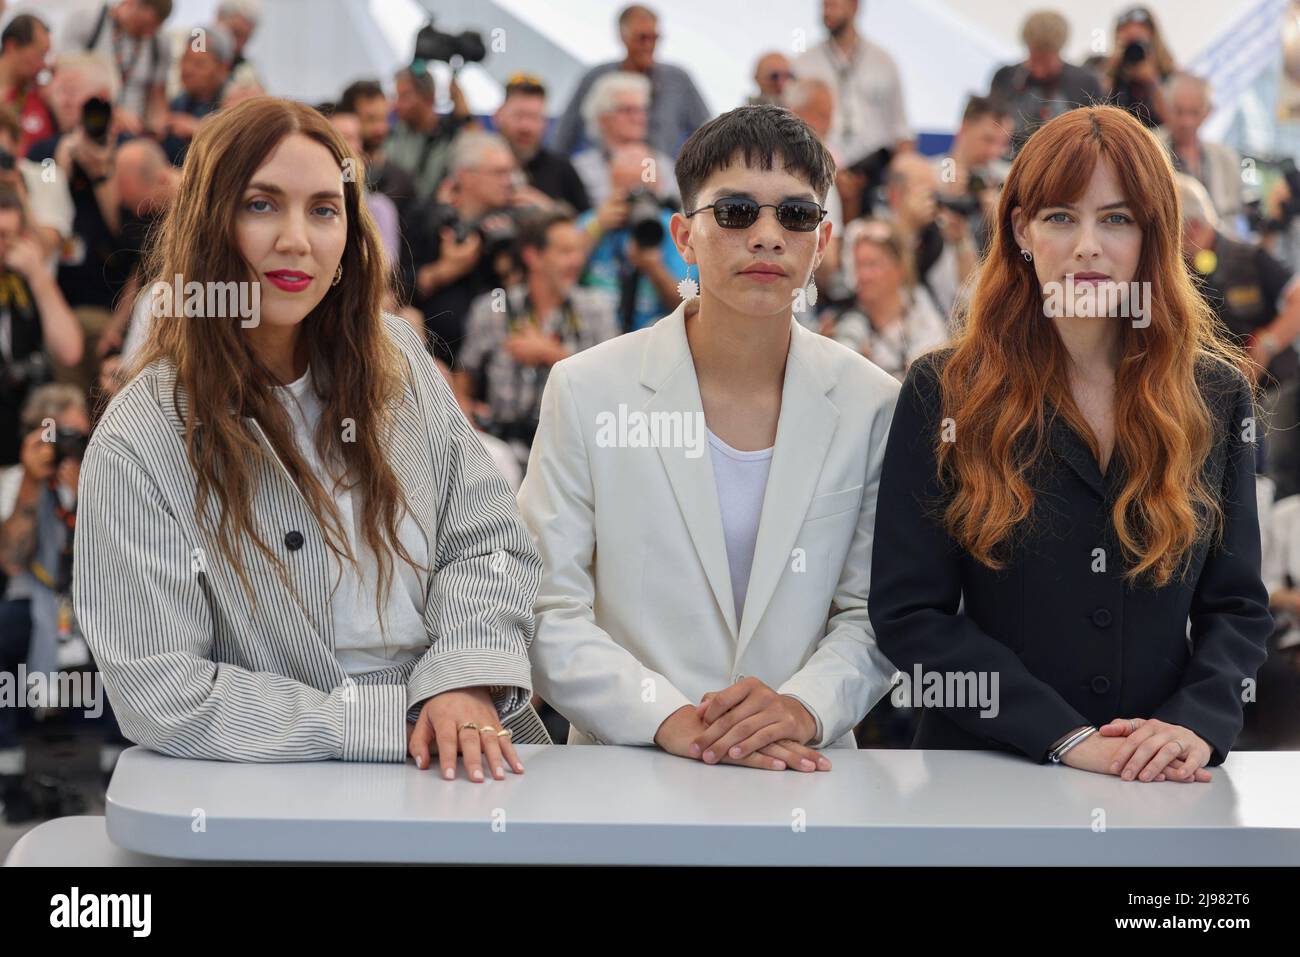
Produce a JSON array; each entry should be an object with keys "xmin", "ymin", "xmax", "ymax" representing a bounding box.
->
[{"xmin": 2, "ymin": 0, "xmax": 1300, "ymax": 822}]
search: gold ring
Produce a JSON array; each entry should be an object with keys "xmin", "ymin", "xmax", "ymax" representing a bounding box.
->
[
  {"xmin": 497, "ymin": 728, "xmax": 513, "ymax": 738},
  {"xmin": 459, "ymin": 721, "xmax": 479, "ymax": 732},
  {"xmin": 478, "ymin": 726, "xmax": 497, "ymax": 735}
]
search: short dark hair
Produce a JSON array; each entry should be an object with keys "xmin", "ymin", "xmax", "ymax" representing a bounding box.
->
[
  {"xmin": 1, "ymin": 14, "xmax": 48, "ymax": 51},
  {"xmin": 962, "ymin": 94, "xmax": 1011, "ymax": 126},
  {"xmin": 339, "ymin": 79, "xmax": 385, "ymax": 112},
  {"xmin": 0, "ymin": 181, "xmax": 26, "ymax": 226},
  {"xmin": 674, "ymin": 104, "xmax": 836, "ymax": 213},
  {"xmin": 140, "ymin": 0, "xmax": 175, "ymax": 23},
  {"xmin": 396, "ymin": 67, "xmax": 435, "ymax": 101},
  {"xmin": 518, "ymin": 205, "xmax": 578, "ymax": 256}
]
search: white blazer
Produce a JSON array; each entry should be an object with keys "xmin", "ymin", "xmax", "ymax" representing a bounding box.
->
[{"xmin": 518, "ymin": 299, "xmax": 901, "ymax": 748}]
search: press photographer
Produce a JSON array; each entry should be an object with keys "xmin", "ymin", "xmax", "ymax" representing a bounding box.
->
[
  {"xmin": 385, "ymin": 20, "xmax": 484, "ymax": 202},
  {"xmin": 1105, "ymin": 5, "xmax": 1175, "ymax": 129},
  {"xmin": 410, "ymin": 130, "xmax": 548, "ymax": 365},
  {"xmin": 576, "ymin": 142, "xmax": 688, "ymax": 332},
  {"xmin": 0, "ymin": 184, "xmax": 83, "ymax": 467}
]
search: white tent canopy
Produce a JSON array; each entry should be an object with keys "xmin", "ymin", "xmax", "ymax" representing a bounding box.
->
[{"xmin": 11, "ymin": 0, "xmax": 1291, "ymax": 145}]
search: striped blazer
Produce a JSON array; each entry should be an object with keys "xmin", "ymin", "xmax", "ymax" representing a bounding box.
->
[{"xmin": 72, "ymin": 314, "xmax": 551, "ymax": 763}]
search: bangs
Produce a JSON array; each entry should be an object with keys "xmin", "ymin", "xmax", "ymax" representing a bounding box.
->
[
  {"xmin": 1012, "ymin": 117, "xmax": 1150, "ymax": 227},
  {"xmin": 1016, "ymin": 132, "xmax": 1101, "ymax": 218}
]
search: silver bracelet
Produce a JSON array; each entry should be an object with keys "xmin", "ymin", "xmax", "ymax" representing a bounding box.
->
[{"xmin": 1049, "ymin": 726, "xmax": 1097, "ymax": 763}]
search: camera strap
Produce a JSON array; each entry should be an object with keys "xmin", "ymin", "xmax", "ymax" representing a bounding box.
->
[{"xmin": 88, "ymin": 4, "xmax": 159, "ymax": 95}]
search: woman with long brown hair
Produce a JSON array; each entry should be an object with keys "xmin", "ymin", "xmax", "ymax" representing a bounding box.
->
[
  {"xmin": 72, "ymin": 96, "xmax": 549, "ymax": 781},
  {"xmin": 869, "ymin": 105, "xmax": 1271, "ymax": 782}
]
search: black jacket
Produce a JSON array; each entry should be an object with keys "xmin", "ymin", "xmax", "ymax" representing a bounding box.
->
[{"xmin": 868, "ymin": 351, "xmax": 1272, "ymax": 765}]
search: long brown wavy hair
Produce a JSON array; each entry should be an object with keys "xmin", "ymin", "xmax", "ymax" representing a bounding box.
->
[
  {"xmin": 130, "ymin": 96, "xmax": 424, "ymax": 625},
  {"xmin": 938, "ymin": 105, "xmax": 1249, "ymax": 587}
]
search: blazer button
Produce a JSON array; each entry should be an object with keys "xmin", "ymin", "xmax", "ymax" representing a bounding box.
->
[
  {"xmin": 1091, "ymin": 608, "xmax": 1113, "ymax": 628},
  {"xmin": 1090, "ymin": 675, "xmax": 1111, "ymax": 695},
  {"xmin": 284, "ymin": 530, "xmax": 305, "ymax": 551}
]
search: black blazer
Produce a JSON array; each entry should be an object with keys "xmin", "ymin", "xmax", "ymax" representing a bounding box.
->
[{"xmin": 868, "ymin": 351, "xmax": 1272, "ymax": 765}]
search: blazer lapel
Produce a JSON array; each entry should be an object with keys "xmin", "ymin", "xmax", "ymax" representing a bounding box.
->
[
  {"xmin": 737, "ymin": 321, "xmax": 838, "ymax": 656},
  {"xmin": 1046, "ymin": 408, "xmax": 1106, "ymax": 500},
  {"xmin": 641, "ymin": 302, "xmax": 739, "ymax": 639}
]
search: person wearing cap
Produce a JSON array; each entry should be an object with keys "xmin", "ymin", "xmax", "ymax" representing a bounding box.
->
[
  {"xmin": 1104, "ymin": 5, "xmax": 1176, "ymax": 129},
  {"xmin": 160, "ymin": 23, "xmax": 234, "ymax": 165}
]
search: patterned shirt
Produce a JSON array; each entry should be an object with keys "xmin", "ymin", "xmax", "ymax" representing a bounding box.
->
[{"xmin": 459, "ymin": 284, "xmax": 619, "ymax": 433}]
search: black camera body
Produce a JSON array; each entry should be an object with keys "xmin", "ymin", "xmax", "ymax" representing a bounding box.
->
[
  {"xmin": 414, "ymin": 22, "xmax": 486, "ymax": 65},
  {"xmin": 52, "ymin": 426, "xmax": 89, "ymax": 467},
  {"xmin": 626, "ymin": 190, "xmax": 665, "ymax": 248},
  {"xmin": 81, "ymin": 96, "xmax": 113, "ymax": 145},
  {"xmin": 1121, "ymin": 40, "xmax": 1150, "ymax": 67},
  {"xmin": 424, "ymin": 203, "xmax": 521, "ymax": 275}
]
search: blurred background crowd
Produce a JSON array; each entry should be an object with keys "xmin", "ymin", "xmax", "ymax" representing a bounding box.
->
[{"xmin": 2, "ymin": 0, "xmax": 1300, "ymax": 841}]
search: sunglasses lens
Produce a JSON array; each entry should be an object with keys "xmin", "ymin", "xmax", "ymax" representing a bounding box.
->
[
  {"xmin": 713, "ymin": 198, "xmax": 760, "ymax": 228},
  {"xmin": 777, "ymin": 202, "xmax": 823, "ymax": 231}
]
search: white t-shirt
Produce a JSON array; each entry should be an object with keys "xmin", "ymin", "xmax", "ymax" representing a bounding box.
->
[
  {"xmin": 271, "ymin": 365, "xmax": 430, "ymax": 676},
  {"xmin": 707, "ymin": 429, "xmax": 774, "ymax": 624}
]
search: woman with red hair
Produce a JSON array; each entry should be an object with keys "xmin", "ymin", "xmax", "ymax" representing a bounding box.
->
[{"xmin": 869, "ymin": 105, "xmax": 1271, "ymax": 782}]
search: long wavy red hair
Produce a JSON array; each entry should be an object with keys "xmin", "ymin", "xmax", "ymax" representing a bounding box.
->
[{"xmin": 938, "ymin": 105, "xmax": 1249, "ymax": 586}]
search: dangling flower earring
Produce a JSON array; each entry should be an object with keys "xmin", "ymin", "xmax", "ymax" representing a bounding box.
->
[
  {"xmin": 332, "ymin": 263, "xmax": 343, "ymax": 286},
  {"xmin": 1020, "ymin": 248, "xmax": 1033, "ymax": 262},
  {"xmin": 677, "ymin": 263, "xmax": 699, "ymax": 301},
  {"xmin": 805, "ymin": 277, "xmax": 818, "ymax": 308}
]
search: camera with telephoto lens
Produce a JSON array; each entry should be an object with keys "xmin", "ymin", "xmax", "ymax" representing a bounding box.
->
[
  {"xmin": 626, "ymin": 189, "xmax": 665, "ymax": 248},
  {"xmin": 413, "ymin": 21, "xmax": 486, "ymax": 65},
  {"xmin": 1121, "ymin": 40, "xmax": 1150, "ymax": 67},
  {"xmin": 935, "ymin": 170, "xmax": 988, "ymax": 219},
  {"xmin": 847, "ymin": 146, "xmax": 896, "ymax": 197},
  {"xmin": 81, "ymin": 96, "xmax": 113, "ymax": 146},
  {"xmin": 52, "ymin": 426, "xmax": 89, "ymax": 467},
  {"xmin": 425, "ymin": 203, "xmax": 521, "ymax": 275}
]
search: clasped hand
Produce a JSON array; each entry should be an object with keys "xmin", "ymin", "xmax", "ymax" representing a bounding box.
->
[{"xmin": 655, "ymin": 676, "xmax": 831, "ymax": 772}]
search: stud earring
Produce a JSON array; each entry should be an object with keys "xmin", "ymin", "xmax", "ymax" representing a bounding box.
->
[{"xmin": 1021, "ymin": 249, "xmax": 1033, "ymax": 262}]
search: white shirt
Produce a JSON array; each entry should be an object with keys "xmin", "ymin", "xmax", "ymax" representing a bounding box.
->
[
  {"xmin": 272, "ymin": 365, "xmax": 430, "ymax": 676},
  {"xmin": 707, "ymin": 428, "xmax": 774, "ymax": 624},
  {"xmin": 793, "ymin": 36, "xmax": 910, "ymax": 165}
]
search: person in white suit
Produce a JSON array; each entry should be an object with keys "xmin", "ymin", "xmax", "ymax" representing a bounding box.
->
[{"xmin": 519, "ymin": 104, "xmax": 900, "ymax": 771}]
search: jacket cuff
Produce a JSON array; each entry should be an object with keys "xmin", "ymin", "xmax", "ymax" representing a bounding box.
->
[
  {"xmin": 340, "ymin": 682, "xmax": 407, "ymax": 762},
  {"xmin": 1152, "ymin": 695, "xmax": 1236, "ymax": 767},
  {"xmin": 406, "ymin": 648, "xmax": 535, "ymax": 722},
  {"xmin": 780, "ymin": 692, "xmax": 826, "ymax": 746}
]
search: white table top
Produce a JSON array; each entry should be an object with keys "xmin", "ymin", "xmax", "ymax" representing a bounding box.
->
[
  {"xmin": 98, "ymin": 745, "xmax": 1300, "ymax": 865},
  {"xmin": 4, "ymin": 816, "xmax": 195, "ymax": 867}
]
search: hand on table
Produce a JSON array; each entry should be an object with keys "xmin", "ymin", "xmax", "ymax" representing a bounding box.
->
[
  {"xmin": 655, "ymin": 703, "xmax": 816, "ymax": 771},
  {"xmin": 406, "ymin": 686, "xmax": 523, "ymax": 782},
  {"xmin": 1098, "ymin": 717, "xmax": 1214, "ymax": 783},
  {"xmin": 686, "ymin": 676, "xmax": 830, "ymax": 771}
]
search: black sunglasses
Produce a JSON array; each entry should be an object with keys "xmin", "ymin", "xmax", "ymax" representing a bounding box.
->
[{"xmin": 685, "ymin": 196, "xmax": 826, "ymax": 232}]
